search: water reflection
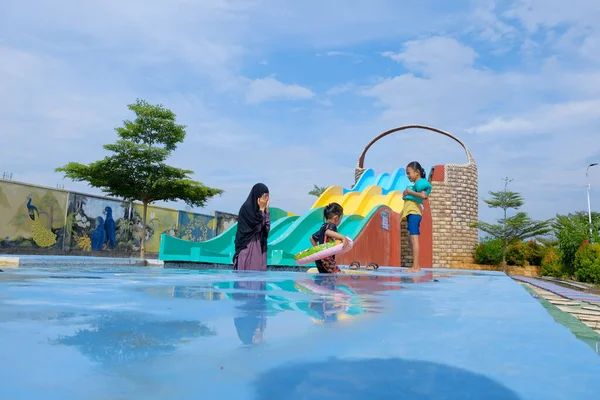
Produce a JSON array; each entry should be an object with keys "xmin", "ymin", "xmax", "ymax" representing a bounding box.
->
[
  {"xmin": 53, "ymin": 313, "xmax": 216, "ymax": 365},
  {"xmin": 231, "ymin": 281, "xmax": 268, "ymax": 346}
]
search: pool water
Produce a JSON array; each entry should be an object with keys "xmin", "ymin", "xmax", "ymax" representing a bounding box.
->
[{"xmin": 1, "ymin": 267, "xmax": 600, "ymax": 399}]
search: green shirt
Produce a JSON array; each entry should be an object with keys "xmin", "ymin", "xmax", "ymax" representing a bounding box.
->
[{"xmin": 403, "ymin": 178, "xmax": 432, "ymax": 205}]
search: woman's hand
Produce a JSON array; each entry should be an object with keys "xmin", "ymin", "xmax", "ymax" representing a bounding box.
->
[{"xmin": 258, "ymin": 194, "xmax": 269, "ymax": 212}]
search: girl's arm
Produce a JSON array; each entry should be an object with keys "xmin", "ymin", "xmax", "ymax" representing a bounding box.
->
[
  {"xmin": 310, "ymin": 236, "xmax": 317, "ymax": 246},
  {"xmin": 325, "ymin": 229, "xmax": 351, "ymax": 249},
  {"xmin": 404, "ymin": 189, "xmax": 428, "ymax": 199},
  {"xmin": 325, "ymin": 229, "xmax": 345, "ymax": 241}
]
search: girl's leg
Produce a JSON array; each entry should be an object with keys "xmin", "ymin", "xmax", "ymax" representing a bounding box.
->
[
  {"xmin": 405, "ymin": 215, "xmax": 422, "ymax": 272},
  {"xmin": 410, "ymin": 235, "xmax": 420, "ymax": 272}
]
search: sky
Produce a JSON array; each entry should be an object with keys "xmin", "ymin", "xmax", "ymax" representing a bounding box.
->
[{"xmin": 1, "ymin": 0, "xmax": 600, "ymax": 224}]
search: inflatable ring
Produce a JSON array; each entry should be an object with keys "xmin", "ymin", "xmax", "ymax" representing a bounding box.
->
[{"xmin": 294, "ymin": 238, "xmax": 354, "ymax": 266}]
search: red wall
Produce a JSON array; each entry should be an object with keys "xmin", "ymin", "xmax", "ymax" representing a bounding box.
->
[
  {"xmin": 419, "ymin": 199, "xmax": 433, "ymax": 268},
  {"xmin": 338, "ymin": 206, "xmax": 401, "ymax": 267}
]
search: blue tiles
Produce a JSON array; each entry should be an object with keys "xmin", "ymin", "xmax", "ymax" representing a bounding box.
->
[{"xmin": 1, "ymin": 267, "xmax": 600, "ymax": 399}]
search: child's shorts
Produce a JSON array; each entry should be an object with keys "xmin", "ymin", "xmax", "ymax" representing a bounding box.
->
[{"xmin": 407, "ymin": 214, "xmax": 422, "ymax": 235}]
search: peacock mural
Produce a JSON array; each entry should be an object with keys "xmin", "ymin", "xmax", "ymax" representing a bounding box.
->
[
  {"xmin": 91, "ymin": 216, "xmax": 106, "ymax": 251},
  {"xmin": 0, "ymin": 180, "xmax": 225, "ymax": 253},
  {"xmin": 25, "ymin": 195, "xmax": 57, "ymax": 248},
  {"xmin": 0, "ymin": 182, "xmax": 66, "ymax": 249},
  {"xmin": 104, "ymin": 206, "xmax": 117, "ymax": 249}
]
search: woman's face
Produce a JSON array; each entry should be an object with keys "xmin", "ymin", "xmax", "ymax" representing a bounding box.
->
[
  {"xmin": 259, "ymin": 192, "xmax": 269, "ymax": 202},
  {"xmin": 406, "ymin": 166, "xmax": 419, "ymax": 182}
]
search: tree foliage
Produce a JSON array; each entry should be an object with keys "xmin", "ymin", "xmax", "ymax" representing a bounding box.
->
[
  {"xmin": 552, "ymin": 211, "xmax": 600, "ymax": 274},
  {"xmin": 56, "ymin": 99, "xmax": 222, "ymax": 257},
  {"xmin": 309, "ymin": 184, "xmax": 327, "ymax": 197},
  {"xmin": 472, "ymin": 177, "xmax": 552, "ymax": 271}
]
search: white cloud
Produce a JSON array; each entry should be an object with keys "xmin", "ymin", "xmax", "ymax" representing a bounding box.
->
[
  {"xmin": 468, "ymin": 99, "xmax": 600, "ymax": 135},
  {"xmin": 245, "ymin": 77, "xmax": 315, "ymax": 105},
  {"xmin": 383, "ymin": 36, "xmax": 478, "ymax": 75},
  {"xmin": 468, "ymin": 0, "xmax": 516, "ymax": 42},
  {"xmin": 326, "ymin": 83, "xmax": 356, "ymax": 96}
]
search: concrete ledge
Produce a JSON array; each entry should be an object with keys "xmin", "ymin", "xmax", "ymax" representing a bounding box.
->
[
  {"xmin": 0, "ymin": 257, "xmax": 19, "ymax": 268},
  {"xmin": 451, "ymin": 263, "xmax": 541, "ymax": 277},
  {"xmin": 0, "ymin": 255, "xmax": 163, "ymax": 268},
  {"xmin": 164, "ymin": 261, "xmax": 309, "ymax": 272},
  {"xmin": 145, "ymin": 259, "xmax": 165, "ymax": 267}
]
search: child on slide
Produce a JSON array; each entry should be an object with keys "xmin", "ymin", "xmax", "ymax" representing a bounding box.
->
[
  {"xmin": 402, "ymin": 161, "xmax": 432, "ymax": 273},
  {"xmin": 309, "ymin": 202, "xmax": 351, "ymax": 274}
]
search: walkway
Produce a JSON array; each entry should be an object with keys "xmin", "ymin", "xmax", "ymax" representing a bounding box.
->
[{"xmin": 513, "ymin": 276, "xmax": 600, "ymax": 340}]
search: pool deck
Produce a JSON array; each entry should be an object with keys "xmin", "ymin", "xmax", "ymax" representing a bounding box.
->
[{"xmin": 2, "ymin": 265, "xmax": 600, "ymax": 399}]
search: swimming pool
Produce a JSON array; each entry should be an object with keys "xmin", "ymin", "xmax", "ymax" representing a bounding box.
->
[{"xmin": 1, "ymin": 266, "xmax": 600, "ymax": 399}]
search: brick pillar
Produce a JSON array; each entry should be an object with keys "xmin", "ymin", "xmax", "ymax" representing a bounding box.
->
[{"xmin": 429, "ymin": 162, "xmax": 478, "ymax": 268}]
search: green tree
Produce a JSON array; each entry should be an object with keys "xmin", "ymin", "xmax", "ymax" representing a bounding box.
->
[
  {"xmin": 552, "ymin": 211, "xmax": 600, "ymax": 275},
  {"xmin": 56, "ymin": 99, "xmax": 223, "ymax": 258},
  {"xmin": 473, "ymin": 177, "xmax": 552, "ymax": 272},
  {"xmin": 309, "ymin": 184, "xmax": 327, "ymax": 197}
]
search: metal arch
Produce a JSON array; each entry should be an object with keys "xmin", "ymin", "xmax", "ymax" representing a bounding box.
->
[{"xmin": 356, "ymin": 125, "xmax": 475, "ymax": 171}]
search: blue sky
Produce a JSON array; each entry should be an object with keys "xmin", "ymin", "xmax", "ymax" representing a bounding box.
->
[{"xmin": 1, "ymin": 0, "xmax": 599, "ymax": 224}]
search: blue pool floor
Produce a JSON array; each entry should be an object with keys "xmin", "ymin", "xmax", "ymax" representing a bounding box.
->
[{"xmin": 1, "ymin": 266, "xmax": 600, "ymax": 399}]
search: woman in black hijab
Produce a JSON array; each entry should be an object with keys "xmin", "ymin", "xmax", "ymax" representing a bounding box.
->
[{"xmin": 233, "ymin": 183, "xmax": 270, "ymax": 271}]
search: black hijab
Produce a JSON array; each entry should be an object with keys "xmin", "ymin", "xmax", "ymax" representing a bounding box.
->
[{"xmin": 234, "ymin": 183, "xmax": 269, "ymax": 261}]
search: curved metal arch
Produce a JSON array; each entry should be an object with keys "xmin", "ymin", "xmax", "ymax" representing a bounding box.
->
[{"xmin": 356, "ymin": 125, "xmax": 474, "ymax": 171}]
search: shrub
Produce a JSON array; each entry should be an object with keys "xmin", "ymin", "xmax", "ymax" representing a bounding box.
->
[
  {"xmin": 525, "ymin": 240, "xmax": 545, "ymax": 266},
  {"xmin": 506, "ymin": 241, "xmax": 528, "ymax": 266},
  {"xmin": 573, "ymin": 242, "xmax": 600, "ymax": 284},
  {"xmin": 474, "ymin": 239, "xmax": 503, "ymax": 266},
  {"xmin": 553, "ymin": 212, "xmax": 600, "ymax": 274},
  {"xmin": 540, "ymin": 248, "xmax": 566, "ymax": 277}
]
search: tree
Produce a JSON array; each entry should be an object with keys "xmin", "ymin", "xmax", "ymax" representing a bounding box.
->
[
  {"xmin": 56, "ymin": 99, "xmax": 223, "ymax": 258},
  {"xmin": 309, "ymin": 184, "xmax": 327, "ymax": 197},
  {"xmin": 552, "ymin": 211, "xmax": 600, "ymax": 274},
  {"xmin": 472, "ymin": 177, "xmax": 552, "ymax": 272}
]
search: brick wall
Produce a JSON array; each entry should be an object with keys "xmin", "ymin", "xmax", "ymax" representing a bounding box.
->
[{"xmin": 429, "ymin": 163, "xmax": 479, "ymax": 268}]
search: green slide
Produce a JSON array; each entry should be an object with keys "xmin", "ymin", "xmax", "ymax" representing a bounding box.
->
[{"xmin": 159, "ymin": 205, "xmax": 388, "ymax": 267}]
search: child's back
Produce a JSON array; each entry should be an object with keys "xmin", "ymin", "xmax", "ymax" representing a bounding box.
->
[{"xmin": 309, "ymin": 203, "xmax": 349, "ymax": 274}]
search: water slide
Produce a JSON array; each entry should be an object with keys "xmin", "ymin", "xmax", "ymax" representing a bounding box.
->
[{"xmin": 159, "ymin": 167, "xmax": 427, "ymax": 266}]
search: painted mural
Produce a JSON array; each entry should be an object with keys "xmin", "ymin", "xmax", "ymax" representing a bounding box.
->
[
  {"xmin": 177, "ymin": 211, "xmax": 216, "ymax": 242},
  {"xmin": 215, "ymin": 211, "xmax": 238, "ymax": 236},
  {"xmin": 133, "ymin": 204, "xmax": 179, "ymax": 253},
  {"xmin": 0, "ymin": 180, "xmax": 237, "ymax": 254},
  {"xmin": 0, "ymin": 181, "xmax": 68, "ymax": 250},
  {"xmin": 65, "ymin": 193, "xmax": 133, "ymax": 252}
]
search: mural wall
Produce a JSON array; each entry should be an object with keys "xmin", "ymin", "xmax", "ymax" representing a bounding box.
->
[
  {"xmin": 0, "ymin": 181, "xmax": 68, "ymax": 250},
  {"xmin": 177, "ymin": 211, "xmax": 217, "ymax": 243},
  {"xmin": 65, "ymin": 193, "xmax": 133, "ymax": 252},
  {"xmin": 0, "ymin": 180, "xmax": 237, "ymax": 254},
  {"xmin": 133, "ymin": 204, "xmax": 179, "ymax": 253},
  {"xmin": 215, "ymin": 211, "xmax": 238, "ymax": 236}
]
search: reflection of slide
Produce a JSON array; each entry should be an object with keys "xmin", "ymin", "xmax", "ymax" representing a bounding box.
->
[{"xmin": 159, "ymin": 167, "xmax": 425, "ymax": 266}]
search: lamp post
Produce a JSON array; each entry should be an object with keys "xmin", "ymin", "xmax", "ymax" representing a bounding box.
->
[{"xmin": 587, "ymin": 163, "xmax": 599, "ymax": 242}]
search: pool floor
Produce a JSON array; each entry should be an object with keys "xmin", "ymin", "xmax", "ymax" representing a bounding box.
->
[{"xmin": 1, "ymin": 266, "xmax": 600, "ymax": 399}]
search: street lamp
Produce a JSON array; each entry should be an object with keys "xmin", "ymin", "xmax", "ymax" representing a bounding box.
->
[{"xmin": 587, "ymin": 163, "xmax": 599, "ymax": 242}]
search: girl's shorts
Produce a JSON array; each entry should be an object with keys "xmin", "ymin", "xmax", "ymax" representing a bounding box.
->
[{"xmin": 406, "ymin": 214, "xmax": 422, "ymax": 235}]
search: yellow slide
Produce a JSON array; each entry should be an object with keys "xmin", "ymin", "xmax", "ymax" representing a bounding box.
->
[{"xmin": 311, "ymin": 185, "xmax": 405, "ymax": 216}]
